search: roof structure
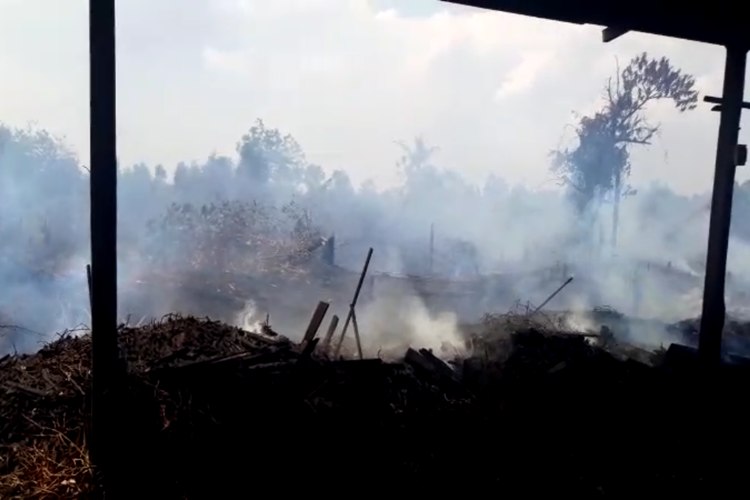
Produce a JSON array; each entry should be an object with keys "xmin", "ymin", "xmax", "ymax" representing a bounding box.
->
[{"xmin": 444, "ymin": 0, "xmax": 750, "ymax": 48}]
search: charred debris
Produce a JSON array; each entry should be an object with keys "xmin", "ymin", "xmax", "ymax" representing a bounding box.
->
[{"xmin": 2, "ymin": 308, "xmax": 750, "ymax": 499}]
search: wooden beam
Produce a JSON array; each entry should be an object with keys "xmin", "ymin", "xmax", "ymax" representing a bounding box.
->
[
  {"xmin": 602, "ymin": 26, "xmax": 629, "ymax": 43},
  {"xmin": 703, "ymin": 94, "xmax": 750, "ymax": 110}
]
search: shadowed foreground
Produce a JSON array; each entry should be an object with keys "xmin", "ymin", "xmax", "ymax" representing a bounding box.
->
[{"xmin": 0, "ymin": 314, "xmax": 748, "ymax": 499}]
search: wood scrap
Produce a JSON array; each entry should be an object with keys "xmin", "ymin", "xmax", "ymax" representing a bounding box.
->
[
  {"xmin": 300, "ymin": 301, "xmax": 329, "ymax": 348},
  {"xmin": 3, "ymin": 381, "xmax": 49, "ymax": 398},
  {"xmin": 320, "ymin": 314, "xmax": 339, "ymax": 352},
  {"xmin": 297, "ymin": 338, "xmax": 319, "ymax": 364}
]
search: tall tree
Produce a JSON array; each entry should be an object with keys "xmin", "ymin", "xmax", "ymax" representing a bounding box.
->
[
  {"xmin": 396, "ymin": 135, "xmax": 444, "ymax": 202},
  {"xmin": 552, "ymin": 52, "xmax": 698, "ymax": 249},
  {"xmin": 396, "ymin": 136, "xmax": 438, "ymax": 178},
  {"xmin": 236, "ymin": 119, "xmax": 306, "ymax": 192}
]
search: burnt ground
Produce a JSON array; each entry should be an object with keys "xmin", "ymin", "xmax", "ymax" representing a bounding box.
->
[{"xmin": 1, "ymin": 314, "xmax": 749, "ymax": 499}]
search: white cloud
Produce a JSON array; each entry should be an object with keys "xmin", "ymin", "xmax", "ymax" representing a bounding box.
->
[
  {"xmin": 494, "ymin": 51, "xmax": 554, "ymax": 100},
  {"xmin": 0, "ymin": 0, "xmax": 747, "ymax": 194},
  {"xmin": 202, "ymin": 47, "xmax": 256, "ymax": 76}
]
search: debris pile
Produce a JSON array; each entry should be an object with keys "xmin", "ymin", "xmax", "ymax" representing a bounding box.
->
[
  {"xmin": 668, "ymin": 315, "xmax": 750, "ymax": 355},
  {"xmin": 0, "ymin": 334, "xmax": 92, "ymax": 500},
  {"xmin": 1, "ymin": 314, "xmax": 749, "ymax": 499},
  {"xmin": 117, "ymin": 314, "xmax": 282, "ymax": 372}
]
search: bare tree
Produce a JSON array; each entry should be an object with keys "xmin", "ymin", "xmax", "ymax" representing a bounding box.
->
[{"xmin": 396, "ymin": 135, "xmax": 439, "ymax": 177}]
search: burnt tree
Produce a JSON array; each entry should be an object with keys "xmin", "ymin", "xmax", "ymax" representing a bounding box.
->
[{"xmin": 552, "ymin": 52, "xmax": 698, "ymax": 249}]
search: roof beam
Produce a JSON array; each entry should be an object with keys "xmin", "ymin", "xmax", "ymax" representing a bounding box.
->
[
  {"xmin": 602, "ymin": 26, "xmax": 629, "ymax": 43},
  {"xmin": 703, "ymin": 94, "xmax": 750, "ymax": 111},
  {"xmin": 440, "ymin": 1, "xmax": 747, "ymax": 47}
]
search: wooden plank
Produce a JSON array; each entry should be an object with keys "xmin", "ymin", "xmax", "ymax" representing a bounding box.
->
[
  {"xmin": 301, "ymin": 301, "xmax": 330, "ymax": 347},
  {"xmin": 320, "ymin": 314, "xmax": 339, "ymax": 352}
]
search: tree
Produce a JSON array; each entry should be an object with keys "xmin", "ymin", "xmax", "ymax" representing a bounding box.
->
[
  {"xmin": 551, "ymin": 113, "xmax": 626, "ymax": 214},
  {"xmin": 396, "ymin": 136, "xmax": 438, "ymax": 178},
  {"xmin": 173, "ymin": 161, "xmax": 205, "ymax": 201},
  {"xmin": 302, "ymin": 164, "xmax": 325, "ymax": 194},
  {"xmin": 396, "ymin": 135, "xmax": 443, "ymax": 202},
  {"xmin": 0, "ymin": 125, "xmax": 88, "ymax": 271},
  {"xmin": 394, "ymin": 135, "xmax": 443, "ymax": 225},
  {"xmin": 236, "ymin": 119, "xmax": 306, "ymax": 192},
  {"xmin": 552, "ymin": 52, "xmax": 698, "ymax": 248},
  {"xmin": 201, "ymin": 153, "xmax": 235, "ymax": 198}
]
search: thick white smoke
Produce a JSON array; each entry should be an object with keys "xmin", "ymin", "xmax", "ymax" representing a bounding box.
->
[{"xmin": 3, "ymin": 122, "xmax": 750, "ymax": 356}]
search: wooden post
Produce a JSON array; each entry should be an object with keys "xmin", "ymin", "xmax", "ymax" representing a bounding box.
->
[
  {"xmin": 89, "ymin": 0, "xmax": 120, "ymax": 495},
  {"xmin": 320, "ymin": 315, "xmax": 340, "ymax": 352},
  {"xmin": 350, "ymin": 310, "xmax": 363, "ymax": 360},
  {"xmin": 699, "ymin": 47, "xmax": 748, "ymax": 371}
]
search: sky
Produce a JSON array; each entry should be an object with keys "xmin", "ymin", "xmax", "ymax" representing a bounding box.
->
[{"xmin": 0, "ymin": 0, "xmax": 748, "ymax": 194}]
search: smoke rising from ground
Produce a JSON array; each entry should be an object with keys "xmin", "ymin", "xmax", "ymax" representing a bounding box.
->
[
  {"xmin": 2, "ymin": 121, "xmax": 750, "ymax": 355},
  {"xmin": 357, "ymin": 292, "xmax": 465, "ymax": 360}
]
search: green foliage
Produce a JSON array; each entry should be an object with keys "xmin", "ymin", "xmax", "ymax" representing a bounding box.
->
[
  {"xmin": 551, "ymin": 52, "xmax": 698, "ymax": 213},
  {"xmin": 236, "ymin": 118, "xmax": 306, "ymax": 186},
  {"xmin": 551, "ymin": 114, "xmax": 628, "ymax": 213}
]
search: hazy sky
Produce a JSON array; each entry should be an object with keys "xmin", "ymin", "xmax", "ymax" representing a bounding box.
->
[{"xmin": 1, "ymin": 0, "xmax": 748, "ymax": 194}]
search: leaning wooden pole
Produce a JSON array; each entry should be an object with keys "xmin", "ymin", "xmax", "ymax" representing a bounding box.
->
[
  {"xmin": 89, "ymin": 0, "xmax": 120, "ymax": 495},
  {"xmin": 334, "ymin": 248, "xmax": 373, "ymax": 358}
]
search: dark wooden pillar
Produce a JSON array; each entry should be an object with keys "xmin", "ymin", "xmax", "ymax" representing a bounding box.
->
[
  {"xmin": 699, "ymin": 45, "xmax": 748, "ymax": 369},
  {"xmin": 89, "ymin": 0, "xmax": 119, "ymax": 495}
]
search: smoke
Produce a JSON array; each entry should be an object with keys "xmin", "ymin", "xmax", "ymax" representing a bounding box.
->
[
  {"xmin": 357, "ymin": 290, "xmax": 466, "ymax": 360},
  {"xmin": 232, "ymin": 301, "xmax": 266, "ymax": 333},
  {"xmin": 3, "ymin": 120, "xmax": 750, "ymax": 356}
]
